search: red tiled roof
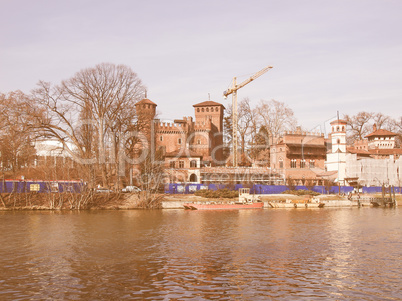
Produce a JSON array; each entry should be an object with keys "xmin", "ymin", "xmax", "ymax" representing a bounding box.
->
[
  {"xmin": 365, "ymin": 129, "xmax": 397, "ymax": 138},
  {"xmin": 330, "ymin": 119, "xmax": 347, "ymax": 125},
  {"xmin": 164, "ymin": 149, "xmax": 203, "ymax": 158},
  {"xmin": 346, "ymin": 147, "xmax": 371, "ymax": 156},
  {"xmin": 368, "ymin": 148, "xmax": 402, "ymax": 155},
  {"xmin": 193, "ymin": 101, "xmax": 224, "ymax": 107},
  {"xmin": 136, "ymin": 98, "xmax": 157, "ymax": 106}
]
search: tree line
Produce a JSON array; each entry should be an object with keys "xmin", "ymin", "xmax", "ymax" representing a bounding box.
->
[
  {"xmin": 223, "ymin": 100, "xmax": 402, "ymax": 166},
  {"xmin": 0, "ymin": 63, "xmax": 148, "ymax": 189},
  {"xmin": 1, "ymin": 62, "xmax": 401, "ymax": 187}
]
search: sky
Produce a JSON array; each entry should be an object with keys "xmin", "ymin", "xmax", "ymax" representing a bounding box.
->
[{"xmin": 1, "ymin": 0, "xmax": 401, "ymax": 134}]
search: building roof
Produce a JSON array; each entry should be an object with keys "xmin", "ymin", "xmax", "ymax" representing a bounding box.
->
[
  {"xmin": 330, "ymin": 119, "xmax": 347, "ymax": 125},
  {"xmin": 368, "ymin": 148, "xmax": 402, "ymax": 155},
  {"xmin": 286, "ymin": 143, "xmax": 326, "ymax": 149},
  {"xmin": 136, "ymin": 98, "xmax": 157, "ymax": 106},
  {"xmin": 346, "ymin": 147, "xmax": 372, "ymax": 156},
  {"xmin": 365, "ymin": 129, "xmax": 397, "ymax": 138},
  {"xmin": 164, "ymin": 149, "xmax": 203, "ymax": 158},
  {"xmin": 193, "ymin": 101, "xmax": 224, "ymax": 108}
]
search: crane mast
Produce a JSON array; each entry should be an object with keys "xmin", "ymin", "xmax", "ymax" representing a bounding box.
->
[{"xmin": 223, "ymin": 66, "xmax": 273, "ymax": 167}]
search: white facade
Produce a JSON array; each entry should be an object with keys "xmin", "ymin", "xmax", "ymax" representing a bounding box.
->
[
  {"xmin": 34, "ymin": 140, "xmax": 74, "ymax": 158},
  {"xmin": 345, "ymin": 154, "xmax": 402, "ymax": 186},
  {"xmin": 326, "ymin": 120, "xmax": 347, "ymax": 183},
  {"xmin": 368, "ymin": 135, "xmax": 396, "ymax": 149}
]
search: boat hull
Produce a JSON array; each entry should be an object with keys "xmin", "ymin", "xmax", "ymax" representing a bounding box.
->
[{"xmin": 183, "ymin": 202, "xmax": 264, "ymax": 210}]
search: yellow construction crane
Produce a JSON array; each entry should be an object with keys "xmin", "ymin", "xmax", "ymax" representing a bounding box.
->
[{"xmin": 223, "ymin": 65, "xmax": 273, "ymax": 167}]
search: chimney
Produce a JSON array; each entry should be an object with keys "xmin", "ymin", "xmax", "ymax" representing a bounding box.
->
[{"xmin": 373, "ymin": 123, "xmax": 377, "ymax": 132}]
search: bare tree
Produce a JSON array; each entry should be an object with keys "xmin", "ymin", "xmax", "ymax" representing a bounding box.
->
[
  {"xmin": 390, "ymin": 116, "xmax": 402, "ymax": 147},
  {"xmin": 256, "ymin": 99, "xmax": 297, "ymax": 138},
  {"xmin": 372, "ymin": 112, "xmax": 391, "ymax": 130},
  {"xmin": 344, "ymin": 112, "xmax": 373, "ymax": 143},
  {"xmin": 0, "ymin": 91, "xmax": 37, "ymax": 176},
  {"xmin": 31, "ymin": 63, "xmax": 145, "ymax": 188}
]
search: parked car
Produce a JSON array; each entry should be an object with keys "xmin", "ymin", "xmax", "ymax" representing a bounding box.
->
[
  {"xmin": 96, "ymin": 188, "xmax": 113, "ymax": 193},
  {"xmin": 122, "ymin": 186, "xmax": 141, "ymax": 193}
]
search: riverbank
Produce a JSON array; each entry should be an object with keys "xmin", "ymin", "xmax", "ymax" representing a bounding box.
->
[
  {"xmin": 1, "ymin": 192, "xmax": 400, "ymax": 210},
  {"xmin": 162, "ymin": 193, "xmax": 402, "ymax": 209},
  {"xmin": 0, "ymin": 192, "xmax": 162, "ymax": 210}
]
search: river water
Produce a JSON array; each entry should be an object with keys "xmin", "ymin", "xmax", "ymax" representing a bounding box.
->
[{"xmin": 0, "ymin": 208, "xmax": 400, "ymax": 300}]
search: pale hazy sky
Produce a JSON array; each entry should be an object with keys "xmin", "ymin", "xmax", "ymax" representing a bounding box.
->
[{"xmin": 1, "ymin": 0, "xmax": 401, "ymax": 133}]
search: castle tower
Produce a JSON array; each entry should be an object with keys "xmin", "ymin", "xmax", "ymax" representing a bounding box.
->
[
  {"xmin": 135, "ymin": 98, "xmax": 157, "ymax": 145},
  {"xmin": 193, "ymin": 101, "xmax": 224, "ymax": 132},
  {"xmin": 326, "ymin": 119, "xmax": 347, "ymax": 184},
  {"xmin": 193, "ymin": 101, "xmax": 225, "ymax": 164}
]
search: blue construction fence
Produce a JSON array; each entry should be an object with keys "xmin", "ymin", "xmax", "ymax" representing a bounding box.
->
[
  {"xmin": 0, "ymin": 180, "xmax": 85, "ymax": 193},
  {"xmin": 164, "ymin": 183, "xmax": 401, "ymax": 195}
]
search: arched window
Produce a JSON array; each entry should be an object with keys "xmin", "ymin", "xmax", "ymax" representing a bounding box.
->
[
  {"xmin": 202, "ymin": 108, "xmax": 204, "ymax": 112},
  {"xmin": 206, "ymin": 108, "xmax": 209, "ymax": 112},
  {"xmin": 215, "ymin": 107, "xmax": 218, "ymax": 112},
  {"xmin": 279, "ymin": 158, "xmax": 284, "ymax": 169},
  {"xmin": 190, "ymin": 160, "xmax": 197, "ymax": 168},
  {"xmin": 291, "ymin": 159, "xmax": 297, "ymax": 168},
  {"xmin": 189, "ymin": 174, "xmax": 198, "ymax": 182},
  {"xmin": 197, "ymin": 108, "xmax": 200, "ymax": 112}
]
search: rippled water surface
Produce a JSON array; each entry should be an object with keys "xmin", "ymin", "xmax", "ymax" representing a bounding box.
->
[{"xmin": 0, "ymin": 208, "xmax": 401, "ymax": 300}]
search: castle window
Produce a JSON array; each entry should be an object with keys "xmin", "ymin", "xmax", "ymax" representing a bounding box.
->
[
  {"xmin": 309, "ymin": 160, "xmax": 315, "ymax": 168},
  {"xmin": 190, "ymin": 160, "xmax": 197, "ymax": 168},
  {"xmin": 300, "ymin": 159, "xmax": 306, "ymax": 168},
  {"xmin": 279, "ymin": 158, "xmax": 283, "ymax": 169},
  {"xmin": 179, "ymin": 161, "xmax": 184, "ymax": 168},
  {"xmin": 202, "ymin": 108, "xmax": 204, "ymax": 112},
  {"xmin": 291, "ymin": 159, "xmax": 297, "ymax": 168},
  {"xmin": 337, "ymin": 139, "xmax": 340, "ymax": 144},
  {"xmin": 160, "ymin": 136, "xmax": 163, "ymax": 142},
  {"xmin": 215, "ymin": 107, "xmax": 218, "ymax": 112},
  {"xmin": 206, "ymin": 108, "xmax": 209, "ymax": 112},
  {"xmin": 170, "ymin": 161, "xmax": 175, "ymax": 168},
  {"xmin": 342, "ymin": 126, "xmax": 345, "ymax": 131},
  {"xmin": 178, "ymin": 138, "xmax": 182, "ymax": 144},
  {"xmin": 337, "ymin": 126, "xmax": 340, "ymax": 131},
  {"xmin": 197, "ymin": 108, "xmax": 200, "ymax": 112},
  {"xmin": 197, "ymin": 139, "xmax": 201, "ymax": 145}
]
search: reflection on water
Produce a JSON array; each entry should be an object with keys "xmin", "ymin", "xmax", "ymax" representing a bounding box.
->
[{"xmin": 0, "ymin": 209, "xmax": 400, "ymax": 300}]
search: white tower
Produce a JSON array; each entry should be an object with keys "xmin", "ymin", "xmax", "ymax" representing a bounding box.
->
[{"xmin": 326, "ymin": 119, "xmax": 347, "ymax": 184}]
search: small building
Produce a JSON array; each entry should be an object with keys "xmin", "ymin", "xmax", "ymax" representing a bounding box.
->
[
  {"xmin": 327, "ymin": 122, "xmax": 402, "ymax": 186},
  {"xmin": 270, "ymin": 127, "xmax": 327, "ymax": 185}
]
